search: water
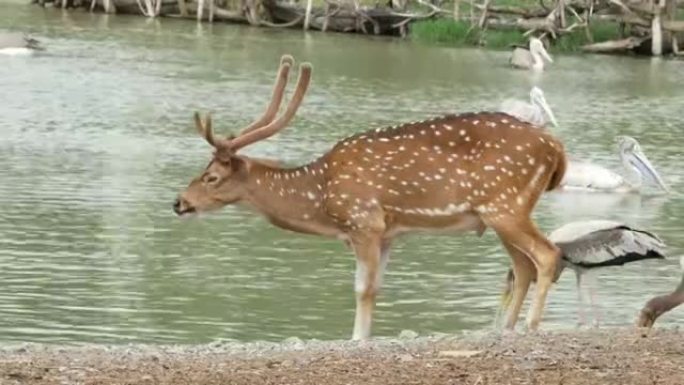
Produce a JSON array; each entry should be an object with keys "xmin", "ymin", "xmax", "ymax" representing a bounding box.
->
[{"xmin": 1, "ymin": 3, "xmax": 683, "ymax": 344}]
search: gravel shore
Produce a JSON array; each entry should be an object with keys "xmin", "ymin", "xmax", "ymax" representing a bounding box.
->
[{"xmin": 1, "ymin": 327, "xmax": 682, "ymax": 385}]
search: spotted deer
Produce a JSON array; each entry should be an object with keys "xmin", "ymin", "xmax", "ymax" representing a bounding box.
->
[{"xmin": 173, "ymin": 55, "xmax": 568, "ymax": 340}]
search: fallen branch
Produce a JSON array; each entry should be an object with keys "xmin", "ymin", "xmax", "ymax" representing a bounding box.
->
[
  {"xmin": 580, "ymin": 36, "xmax": 648, "ymax": 52},
  {"xmin": 465, "ymin": 0, "xmax": 548, "ymax": 18},
  {"xmin": 478, "ymin": 0, "xmax": 491, "ymax": 28}
]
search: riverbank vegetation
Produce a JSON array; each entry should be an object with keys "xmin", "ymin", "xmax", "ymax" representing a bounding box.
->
[
  {"xmin": 31, "ymin": 0, "xmax": 684, "ymax": 56},
  {"xmin": 411, "ymin": 18, "xmax": 622, "ymax": 52}
]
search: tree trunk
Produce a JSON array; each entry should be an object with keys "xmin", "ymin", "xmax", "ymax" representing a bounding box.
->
[
  {"xmin": 303, "ymin": 0, "xmax": 312, "ymax": 30},
  {"xmin": 652, "ymin": 0, "xmax": 665, "ymax": 55},
  {"xmin": 178, "ymin": 0, "xmax": 188, "ymax": 16},
  {"xmin": 209, "ymin": 0, "xmax": 215, "ymax": 22},
  {"xmin": 198, "ymin": 0, "xmax": 204, "ymax": 21},
  {"xmin": 453, "ymin": 0, "xmax": 460, "ymax": 20},
  {"xmin": 104, "ymin": 0, "xmax": 116, "ymax": 13}
]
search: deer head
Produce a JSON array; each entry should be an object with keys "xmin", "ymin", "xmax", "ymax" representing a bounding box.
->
[{"xmin": 173, "ymin": 55, "xmax": 312, "ymax": 216}]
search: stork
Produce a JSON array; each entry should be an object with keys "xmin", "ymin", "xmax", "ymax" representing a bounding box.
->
[{"xmin": 498, "ymin": 220, "xmax": 667, "ymax": 327}]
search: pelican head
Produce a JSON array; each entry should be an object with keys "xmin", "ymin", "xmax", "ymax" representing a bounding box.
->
[
  {"xmin": 616, "ymin": 136, "xmax": 670, "ymax": 193},
  {"xmin": 529, "ymin": 38, "xmax": 553, "ymax": 70},
  {"xmin": 529, "ymin": 87, "xmax": 559, "ymax": 127}
]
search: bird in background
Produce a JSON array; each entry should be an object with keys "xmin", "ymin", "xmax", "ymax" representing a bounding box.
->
[
  {"xmin": 0, "ymin": 32, "xmax": 44, "ymax": 55},
  {"xmin": 561, "ymin": 136, "xmax": 670, "ymax": 194},
  {"xmin": 499, "ymin": 86, "xmax": 559, "ymax": 128},
  {"xmin": 510, "ymin": 37, "xmax": 553, "ymax": 71}
]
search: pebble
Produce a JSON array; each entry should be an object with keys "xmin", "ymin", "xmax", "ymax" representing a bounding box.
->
[{"xmin": 399, "ymin": 330, "xmax": 419, "ymax": 340}]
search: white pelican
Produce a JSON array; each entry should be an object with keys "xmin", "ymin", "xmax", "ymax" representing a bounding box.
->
[
  {"xmin": 499, "ymin": 86, "xmax": 558, "ymax": 128},
  {"xmin": 0, "ymin": 32, "xmax": 44, "ymax": 55},
  {"xmin": 637, "ymin": 256, "xmax": 684, "ymax": 329},
  {"xmin": 499, "ymin": 220, "xmax": 667, "ymax": 327},
  {"xmin": 561, "ymin": 136, "xmax": 670, "ymax": 194},
  {"xmin": 510, "ymin": 37, "xmax": 553, "ymax": 71}
]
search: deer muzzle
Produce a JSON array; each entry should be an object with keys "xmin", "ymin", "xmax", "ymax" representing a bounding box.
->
[{"xmin": 173, "ymin": 197, "xmax": 196, "ymax": 216}]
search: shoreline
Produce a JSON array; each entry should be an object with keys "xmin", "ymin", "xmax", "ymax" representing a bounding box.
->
[
  {"xmin": 26, "ymin": 0, "xmax": 684, "ymax": 57},
  {"xmin": 2, "ymin": 327, "xmax": 682, "ymax": 384}
]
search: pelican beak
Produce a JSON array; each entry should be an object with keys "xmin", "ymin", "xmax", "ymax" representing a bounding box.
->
[
  {"xmin": 628, "ymin": 148, "xmax": 670, "ymax": 193},
  {"xmin": 540, "ymin": 45, "xmax": 553, "ymax": 63},
  {"xmin": 537, "ymin": 94, "xmax": 559, "ymax": 127}
]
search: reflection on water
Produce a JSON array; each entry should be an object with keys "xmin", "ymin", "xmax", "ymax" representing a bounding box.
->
[{"xmin": 1, "ymin": 4, "xmax": 683, "ymax": 344}]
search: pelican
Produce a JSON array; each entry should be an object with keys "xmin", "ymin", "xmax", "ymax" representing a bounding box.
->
[
  {"xmin": 0, "ymin": 32, "xmax": 44, "ymax": 55},
  {"xmin": 560, "ymin": 136, "xmax": 670, "ymax": 194},
  {"xmin": 510, "ymin": 37, "xmax": 553, "ymax": 71},
  {"xmin": 637, "ymin": 256, "xmax": 684, "ymax": 329},
  {"xmin": 499, "ymin": 220, "xmax": 667, "ymax": 327},
  {"xmin": 499, "ymin": 86, "xmax": 558, "ymax": 128}
]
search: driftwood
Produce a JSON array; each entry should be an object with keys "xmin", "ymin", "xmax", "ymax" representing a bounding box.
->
[
  {"xmin": 580, "ymin": 35, "xmax": 648, "ymax": 52},
  {"xmin": 262, "ymin": 0, "xmax": 435, "ymax": 36},
  {"xmin": 28, "ymin": 0, "xmax": 684, "ymax": 55}
]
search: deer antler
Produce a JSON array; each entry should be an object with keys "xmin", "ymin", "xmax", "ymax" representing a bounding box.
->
[
  {"xmin": 194, "ymin": 111, "xmax": 225, "ymax": 149},
  {"xmin": 238, "ymin": 55, "xmax": 295, "ymax": 136},
  {"xmin": 227, "ymin": 62, "xmax": 312, "ymax": 151}
]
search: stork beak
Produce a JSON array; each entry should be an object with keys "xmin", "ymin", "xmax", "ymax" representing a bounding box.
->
[
  {"xmin": 628, "ymin": 148, "xmax": 670, "ymax": 193},
  {"xmin": 537, "ymin": 93, "xmax": 559, "ymax": 127}
]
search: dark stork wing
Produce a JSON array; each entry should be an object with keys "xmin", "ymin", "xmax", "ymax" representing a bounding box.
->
[{"xmin": 551, "ymin": 222, "xmax": 666, "ymax": 269}]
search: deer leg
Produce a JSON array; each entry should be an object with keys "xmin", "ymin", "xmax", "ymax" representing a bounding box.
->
[
  {"xmin": 349, "ymin": 233, "xmax": 386, "ymax": 341},
  {"xmin": 490, "ymin": 217, "xmax": 561, "ymax": 331},
  {"xmin": 522, "ymin": 235, "xmax": 560, "ymax": 331},
  {"xmin": 500, "ymin": 243, "xmax": 536, "ymax": 330}
]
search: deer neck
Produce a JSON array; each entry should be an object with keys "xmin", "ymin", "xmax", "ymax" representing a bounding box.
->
[{"xmin": 242, "ymin": 158, "xmax": 338, "ymax": 237}]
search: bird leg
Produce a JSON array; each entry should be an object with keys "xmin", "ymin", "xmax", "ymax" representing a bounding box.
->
[
  {"xmin": 575, "ymin": 272, "xmax": 587, "ymax": 328},
  {"xmin": 587, "ymin": 277, "xmax": 602, "ymax": 328}
]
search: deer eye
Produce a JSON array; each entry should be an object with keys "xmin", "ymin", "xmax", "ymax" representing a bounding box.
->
[{"xmin": 204, "ymin": 174, "xmax": 220, "ymax": 185}]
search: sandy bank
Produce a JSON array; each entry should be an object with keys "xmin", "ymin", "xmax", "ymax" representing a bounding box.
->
[{"xmin": 1, "ymin": 328, "xmax": 682, "ymax": 385}]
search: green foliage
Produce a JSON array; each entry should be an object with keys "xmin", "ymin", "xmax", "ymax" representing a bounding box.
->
[
  {"xmin": 412, "ymin": 16, "xmax": 624, "ymax": 53},
  {"xmin": 479, "ymin": 28, "xmax": 526, "ymax": 49},
  {"xmin": 411, "ymin": 19, "xmax": 525, "ymax": 49},
  {"xmin": 551, "ymin": 21, "xmax": 623, "ymax": 52},
  {"xmin": 411, "ymin": 19, "xmax": 476, "ymax": 46}
]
